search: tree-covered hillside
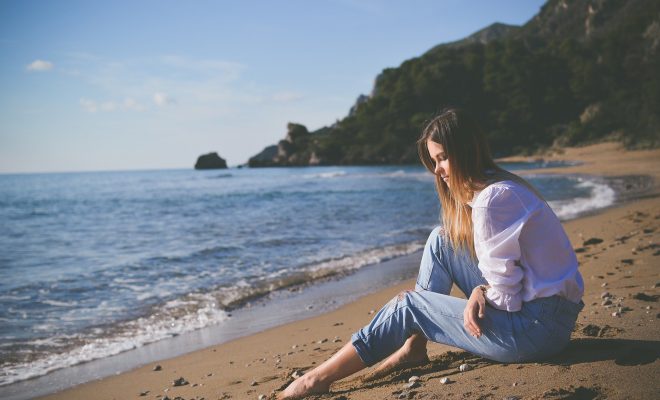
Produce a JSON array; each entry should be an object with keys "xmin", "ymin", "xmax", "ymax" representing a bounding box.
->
[{"xmin": 249, "ymin": 0, "xmax": 659, "ymax": 167}]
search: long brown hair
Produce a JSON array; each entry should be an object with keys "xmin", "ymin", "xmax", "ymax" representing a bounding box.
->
[{"xmin": 417, "ymin": 108, "xmax": 544, "ymax": 256}]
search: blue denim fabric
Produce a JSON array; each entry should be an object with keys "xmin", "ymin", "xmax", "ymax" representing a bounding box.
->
[{"xmin": 351, "ymin": 226, "xmax": 583, "ymax": 366}]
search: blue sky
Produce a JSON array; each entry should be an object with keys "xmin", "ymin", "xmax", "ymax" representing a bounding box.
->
[{"xmin": 0, "ymin": 0, "xmax": 545, "ymax": 173}]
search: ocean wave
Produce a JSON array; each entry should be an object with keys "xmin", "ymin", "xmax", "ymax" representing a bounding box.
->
[
  {"xmin": 548, "ymin": 177, "xmax": 616, "ymax": 220},
  {"xmin": 0, "ymin": 241, "xmax": 424, "ymax": 387},
  {"xmin": 302, "ymin": 171, "xmax": 347, "ymax": 179},
  {"xmin": 0, "ymin": 294, "xmax": 229, "ymax": 387}
]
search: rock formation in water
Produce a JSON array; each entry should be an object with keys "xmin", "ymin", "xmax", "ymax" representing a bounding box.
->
[{"xmin": 195, "ymin": 152, "xmax": 228, "ymax": 169}]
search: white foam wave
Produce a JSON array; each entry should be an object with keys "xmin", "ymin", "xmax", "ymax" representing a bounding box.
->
[
  {"xmin": 0, "ymin": 296, "xmax": 229, "ymax": 387},
  {"xmin": 305, "ymin": 242, "xmax": 424, "ymax": 275},
  {"xmin": 303, "ymin": 171, "xmax": 347, "ymax": 179},
  {"xmin": 41, "ymin": 299, "xmax": 78, "ymax": 307},
  {"xmin": 549, "ymin": 178, "xmax": 616, "ymax": 220},
  {"xmin": 1, "ymin": 240, "xmax": 424, "ymax": 387}
]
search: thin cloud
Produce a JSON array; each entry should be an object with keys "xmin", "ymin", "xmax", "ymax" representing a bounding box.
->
[
  {"xmin": 80, "ymin": 97, "xmax": 145, "ymax": 113},
  {"xmin": 153, "ymin": 92, "xmax": 174, "ymax": 106},
  {"xmin": 123, "ymin": 97, "xmax": 145, "ymax": 111},
  {"xmin": 26, "ymin": 60, "xmax": 54, "ymax": 72},
  {"xmin": 80, "ymin": 98, "xmax": 98, "ymax": 113},
  {"xmin": 271, "ymin": 91, "xmax": 304, "ymax": 102}
]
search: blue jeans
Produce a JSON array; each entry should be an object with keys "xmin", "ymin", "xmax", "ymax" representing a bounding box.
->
[{"xmin": 351, "ymin": 226, "xmax": 583, "ymax": 365}]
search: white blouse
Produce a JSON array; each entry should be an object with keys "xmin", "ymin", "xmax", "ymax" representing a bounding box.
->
[{"xmin": 470, "ymin": 180, "xmax": 584, "ymax": 312}]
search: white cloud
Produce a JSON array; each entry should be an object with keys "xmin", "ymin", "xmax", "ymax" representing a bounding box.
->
[
  {"xmin": 153, "ymin": 92, "xmax": 174, "ymax": 107},
  {"xmin": 80, "ymin": 97, "xmax": 145, "ymax": 113},
  {"xmin": 123, "ymin": 97, "xmax": 145, "ymax": 111},
  {"xmin": 26, "ymin": 60, "xmax": 54, "ymax": 71},
  {"xmin": 100, "ymin": 101, "xmax": 117, "ymax": 112},
  {"xmin": 80, "ymin": 98, "xmax": 98, "ymax": 113}
]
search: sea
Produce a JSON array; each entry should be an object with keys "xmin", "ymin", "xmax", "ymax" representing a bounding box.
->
[{"xmin": 0, "ymin": 162, "xmax": 616, "ymax": 397}]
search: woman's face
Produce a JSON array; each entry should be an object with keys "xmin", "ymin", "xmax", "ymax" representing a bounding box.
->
[{"xmin": 427, "ymin": 140, "xmax": 451, "ymax": 188}]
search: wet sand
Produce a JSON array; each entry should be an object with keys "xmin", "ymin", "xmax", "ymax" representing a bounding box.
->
[{"xmin": 38, "ymin": 142, "xmax": 660, "ymax": 400}]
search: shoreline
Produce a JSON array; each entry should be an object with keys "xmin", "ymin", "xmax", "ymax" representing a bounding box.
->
[{"xmin": 9, "ymin": 142, "xmax": 660, "ymax": 399}]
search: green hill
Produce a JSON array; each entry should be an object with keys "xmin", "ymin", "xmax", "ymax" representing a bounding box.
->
[{"xmin": 249, "ymin": 0, "xmax": 660, "ymax": 167}]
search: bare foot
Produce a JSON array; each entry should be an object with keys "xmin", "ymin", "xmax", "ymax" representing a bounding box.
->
[
  {"xmin": 278, "ymin": 374, "xmax": 329, "ymax": 399},
  {"xmin": 362, "ymin": 334, "xmax": 429, "ymax": 382}
]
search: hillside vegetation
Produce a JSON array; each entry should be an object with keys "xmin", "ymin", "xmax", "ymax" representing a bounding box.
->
[{"xmin": 249, "ymin": 0, "xmax": 660, "ymax": 167}]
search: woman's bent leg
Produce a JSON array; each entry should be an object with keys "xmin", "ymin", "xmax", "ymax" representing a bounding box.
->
[
  {"xmin": 372, "ymin": 227, "xmax": 488, "ymax": 369},
  {"xmin": 416, "ymin": 226, "xmax": 487, "ymax": 296},
  {"xmin": 352, "ymin": 290, "xmax": 583, "ymax": 366}
]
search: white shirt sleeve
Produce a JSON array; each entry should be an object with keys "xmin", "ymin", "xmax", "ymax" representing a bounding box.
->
[{"xmin": 472, "ymin": 184, "xmax": 536, "ymax": 312}]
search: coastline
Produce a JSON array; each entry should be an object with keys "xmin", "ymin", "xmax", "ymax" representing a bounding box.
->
[{"xmin": 22, "ymin": 142, "xmax": 660, "ymax": 399}]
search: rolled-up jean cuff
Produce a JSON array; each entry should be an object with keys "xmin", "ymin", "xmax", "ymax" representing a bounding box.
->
[{"xmin": 351, "ymin": 332, "xmax": 377, "ymax": 367}]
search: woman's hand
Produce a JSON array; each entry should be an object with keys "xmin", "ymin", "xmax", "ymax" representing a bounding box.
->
[{"xmin": 464, "ymin": 285, "xmax": 487, "ymax": 338}]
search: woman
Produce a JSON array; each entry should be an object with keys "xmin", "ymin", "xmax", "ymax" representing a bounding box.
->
[{"xmin": 279, "ymin": 108, "xmax": 584, "ymax": 399}]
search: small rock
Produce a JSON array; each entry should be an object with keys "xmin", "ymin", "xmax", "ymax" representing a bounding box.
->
[
  {"xmin": 601, "ymin": 282, "xmax": 608, "ymax": 287},
  {"xmin": 621, "ymin": 259, "xmax": 634, "ymax": 265},
  {"xmin": 172, "ymin": 377, "xmax": 189, "ymax": 387},
  {"xmin": 306, "ymin": 305, "xmax": 313, "ymax": 310},
  {"xmin": 406, "ymin": 381, "xmax": 420, "ymax": 389},
  {"xmin": 504, "ymin": 397, "xmax": 521, "ymax": 400},
  {"xmin": 459, "ymin": 363, "xmax": 471, "ymax": 372},
  {"xmin": 408, "ymin": 376, "xmax": 420, "ymax": 383},
  {"xmin": 440, "ymin": 377, "xmax": 451, "ymax": 384},
  {"xmin": 291, "ymin": 344, "xmax": 298, "ymax": 349},
  {"xmin": 139, "ymin": 390, "xmax": 149, "ymax": 396},
  {"xmin": 258, "ymin": 395, "xmax": 267, "ymax": 400},
  {"xmin": 250, "ymin": 381, "xmax": 258, "ymax": 386},
  {"xmin": 612, "ymin": 311, "xmax": 621, "ymax": 317},
  {"xmin": 291, "ymin": 370, "xmax": 302, "ymax": 379},
  {"xmin": 153, "ymin": 365, "xmax": 162, "ymax": 371},
  {"xmin": 581, "ymin": 324, "xmax": 601, "ymax": 337},
  {"xmin": 368, "ymin": 309, "xmax": 375, "ymax": 315},
  {"xmin": 602, "ymin": 299, "xmax": 612, "ymax": 306},
  {"xmin": 600, "ymin": 292, "xmax": 611, "ymax": 299},
  {"xmin": 317, "ymin": 338, "xmax": 328, "ymax": 344}
]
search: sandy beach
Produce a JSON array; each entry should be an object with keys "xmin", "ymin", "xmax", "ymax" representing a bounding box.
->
[{"xmin": 38, "ymin": 141, "xmax": 659, "ymax": 400}]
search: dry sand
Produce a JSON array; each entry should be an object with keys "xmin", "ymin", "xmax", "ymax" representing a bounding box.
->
[{"xmin": 39, "ymin": 141, "xmax": 660, "ymax": 400}]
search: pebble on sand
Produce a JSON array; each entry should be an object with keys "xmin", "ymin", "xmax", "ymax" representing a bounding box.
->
[
  {"xmin": 406, "ymin": 381, "xmax": 421, "ymax": 389},
  {"xmin": 408, "ymin": 376, "xmax": 420, "ymax": 383},
  {"xmin": 440, "ymin": 377, "xmax": 452, "ymax": 384},
  {"xmin": 459, "ymin": 363, "xmax": 472, "ymax": 372},
  {"xmin": 172, "ymin": 377, "xmax": 189, "ymax": 387},
  {"xmin": 152, "ymin": 365, "xmax": 162, "ymax": 371}
]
